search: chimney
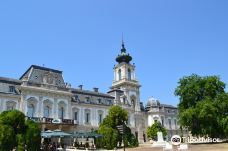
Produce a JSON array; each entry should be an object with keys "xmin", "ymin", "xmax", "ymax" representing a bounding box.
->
[
  {"xmin": 93, "ymin": 87, "xmax": 99, "ymax": 92},
  {"xmin": 78, "ymin": 85, "xmax": 83, "ymax": 90}
]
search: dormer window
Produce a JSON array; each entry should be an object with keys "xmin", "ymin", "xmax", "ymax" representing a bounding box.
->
[
  {"xmin": 98, "ymin": 99, "xmax": 101, "ymax": 104},
  {"xmin": 107, "ymin": 100, "xmax": 112, "ymax": 105},
  {"xmin": 9, "ymin": 86, "xmax": 15, "ymax": 93},
  {"xmin": 86, "ymin": 97, "xmax": 90, "ymax": 103},
  {"xmin": 75, "ymin": 95, "xmax": 79, "ymax": 101}
]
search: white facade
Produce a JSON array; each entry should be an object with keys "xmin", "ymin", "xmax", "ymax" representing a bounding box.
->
[
  {"xmin": 146, "ymin": 97, "xmax": 179, "ymax": 139},
  {"xmin": 0, "ymin": 43, "xmax": 180, "ymax": 143}
]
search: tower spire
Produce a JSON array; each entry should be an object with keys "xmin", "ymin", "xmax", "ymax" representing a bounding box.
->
[
  {"xmin": 121, "ymin": 34, "xmax": 126, "ymax": 53},
  {"xmin": 115, "ymin": 37, "xmax": 132, "ymax": 63},
  {"xmin": 122, "ymin": 33, "xmax": 124, "ymax": 49}
]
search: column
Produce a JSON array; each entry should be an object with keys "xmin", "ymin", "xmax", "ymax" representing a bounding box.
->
[
  {"xmin": 67, "ymin": 97, "xmax": 71, "ymax": 119},
  {"xmin": 38, "ymin": 96, "xmax": 43, "ymax": 117},
  {"xmin": 114, "ymin": 70, "xmax": 116, "ymax": 81},
  {"xmin": 21, "ymin": 94, "xmax": 27, "ymax": 115},
  {"xmin": 54, "ymin": 98, "xmax": 58, "ymax": 119}
]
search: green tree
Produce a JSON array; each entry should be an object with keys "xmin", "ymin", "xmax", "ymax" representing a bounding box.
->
[
  {"xmin": 16, "ymin": 134, "xmax": 25, "ymax": 151},
  {"xmin": 25, "ymin": 120, "xmax": 41, "ymax": 151},
  {"xmin": 0, "ymin": 110, "xmax": 26, "ymax": 134},
  {"xmin": 123, "ymin": 126, "xmax": 139, "ymax": 147},
  {"xmin": 98, "ymin": 105, "xmax": 138, "ymax": 149},
  {"xmin": 0, "ymin": 124, "xmax": 15, "ymax": 151},
  {"xmin": 214, "ymin": 93, "xmax": 228, "ymax": 138},
  {"xmin": 146, "ymin": 121, "xmax": 167, "ymax": 140},
  {"xmin": 175, "ymin": 74, "xmax": 228, "ymax": 138},
  {"xmin": 0, "ymin": 110, "xmax": 41, "ymax": 150},
  {"xmin": 98, "ymin": 125, "xmax": 118, "ymax": 149}
]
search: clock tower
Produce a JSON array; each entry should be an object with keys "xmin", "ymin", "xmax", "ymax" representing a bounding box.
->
[{"xmin": 109, "ymin": 42, "xmax": 141, "ymax": 112}]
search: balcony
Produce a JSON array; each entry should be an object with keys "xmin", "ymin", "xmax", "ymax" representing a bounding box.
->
[
  {"xmin": 26, "ymin": 117, "xmax": 76, "ymax": 125},
  {"xmin": 26, "ymin": 117, "xmax": 42, "ymax": 122}
]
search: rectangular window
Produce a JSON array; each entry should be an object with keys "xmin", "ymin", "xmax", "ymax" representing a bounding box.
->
[
  {"xmin": 86, "ymin": 97, "xmax": 90, "ymax": 103},
  {"xmin": 174, "ymin": 119, "xmax": 177, "ymax": 129},
  {"xmin": 58, "ymin": 107, "xmax": 64, "ymax": 119},
  {"xmin": 168, "ymin": 119, "xmax": 172, "ymax": 129},
  {"xmin": 161, "ymin": 117, "xmax": 164, "ymax": 126},
  {"xmin": 86, "ymin": 113, "xmax": 90, "ymax": 123},
  {"xmin": 99, "ymin": 114, "xmax": 102, "ymax": 124},
  {"xmin": 74, "ymin": 112, "xmax": 78, "ymax": 121},
  {"xmin": 44, "ymin": 106, "xmax": 50, "ymax": 118}
]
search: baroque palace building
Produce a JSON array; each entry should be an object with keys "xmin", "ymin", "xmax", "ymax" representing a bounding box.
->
[{"xmin": 0, "ymin": 43, "xmax": 180, "ymax": 142}]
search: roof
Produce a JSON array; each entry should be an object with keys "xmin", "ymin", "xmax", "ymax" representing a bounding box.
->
[
  {"xmin": 71, "ymin": 88, "xmax": 115, "ymax": 99},
  {"xmin": 107, "ymin": 88, "xmax": 124, "ymax": 93},
  {"xmin": 145, "ymin": 97, "xmax": 177, "ymax": 109},
  {"xmin": 0, "ymin": 77, "xmax": 22, "ymax": 85},
  {"xmin": 0, "ymin": 91, "xmax": 21, "ymax": 96},
  {"xmin": 19, "ymin": 65, "xmax": 62, "ymax": 80},
  {"xmin": 160, "ymin": 104, "xmax": 177, "ymax": 109},
  {"xmin": 146, "ymin": 97, "xmax": 160, "ymax": 107},
  {"xmin": 115, "ymin": 43, "xmax": 132, "ymax": 64}
]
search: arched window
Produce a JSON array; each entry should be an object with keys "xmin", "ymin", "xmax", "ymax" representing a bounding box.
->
[
  {"xmin": 6, "ymin": 101, "xmax": 16, "ymax": 110},
  {"xmin": 44, "ymin": 106, "xmax": 50, "ymax": 118},
  {"xmin": 59, "ymin": 107, "xmax": 65, "ymax": 119},
  {"xmin": 118, "ymin": 69, "xmax": 121, "ymax": 80},
  {"xmin": 128, "ymin": 69, "xmax": 131, "ymax": 80},
  {"xmin": 27, "ymin": 104, "xmax": 35, "ymax": 117}
]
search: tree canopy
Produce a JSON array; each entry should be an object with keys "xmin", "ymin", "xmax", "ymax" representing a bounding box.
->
[
  {"xmin": 146, "ymin": 121, "xmax": 167, "ymax": 140},
  {"xmin": 175, "ymin": 74, "xmax": 228, "ymax": 138},
  {"xmin": 97, "ymin": 105, "xmax": 138, "ymax": 149},
  {"xmin": 0, "ymin": 110, "xmax": 41, "ymax": 151}
]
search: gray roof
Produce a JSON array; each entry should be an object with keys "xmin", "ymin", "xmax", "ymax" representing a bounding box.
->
[
  {"xmin": 19, "ymin": 65, "xmax": 66, "ymax": 88},
  {"xmin": 160, "ymin": 104, "xmax": 177, "ymax": 109},
  {"xmin": 107, "ymin": 88, "xmax": 124, "ymax": 93},
  {"xmin": 0, "ymin": 91, "xmax": 21, "ymax": 96},
  {"xmin": 20, "ymin": 65, "xmax": 62, "ymax": 80},
  {"xmin": 0, "ymin": 77, "xmax": 21, "ymax": 85},
  {"xmin": 71, "ymin": 88, "xmax": 115, "ymax": 99}
]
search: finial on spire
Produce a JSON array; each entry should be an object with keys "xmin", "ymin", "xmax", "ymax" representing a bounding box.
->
[
  {"xmin": 121, "ymin": 33, "xmax": 126, "ymax": 52},
  {"xmin": 122, "ymin": 33, "xmax": 124, "ymax": 47}
]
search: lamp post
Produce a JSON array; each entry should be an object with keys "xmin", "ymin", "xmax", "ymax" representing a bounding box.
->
[{"xmin": 116, "ymin": 121, "xmax": 125, "ymax": 151}]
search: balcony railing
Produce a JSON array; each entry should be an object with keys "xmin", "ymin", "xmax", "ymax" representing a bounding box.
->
[{"xmin": 26, "ymin": 117, "xmax": 76, "ymax": 125}]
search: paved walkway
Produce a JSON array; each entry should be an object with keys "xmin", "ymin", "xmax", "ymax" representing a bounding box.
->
[{"xmin": 125, "ymin": 143, "xmax": 228, "ymax": 151}]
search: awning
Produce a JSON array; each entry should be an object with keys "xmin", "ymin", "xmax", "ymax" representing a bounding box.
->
[
  {"xmin": 41, "ymin": 129, "xmax": 72, "ymax": 138},
  {"xmin": 71, "ymin": 131, "xmax": 102, "ymax": 138}
]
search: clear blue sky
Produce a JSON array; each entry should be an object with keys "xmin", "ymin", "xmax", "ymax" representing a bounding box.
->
[{"xmin": 0, "ymin": 1, "xmax": 228, "ymax": 106}]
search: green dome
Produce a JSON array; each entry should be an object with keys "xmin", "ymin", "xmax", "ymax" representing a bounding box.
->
[{"xmin": 115, "ymin": 43, "xmax": 132, "ymax": 63}]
